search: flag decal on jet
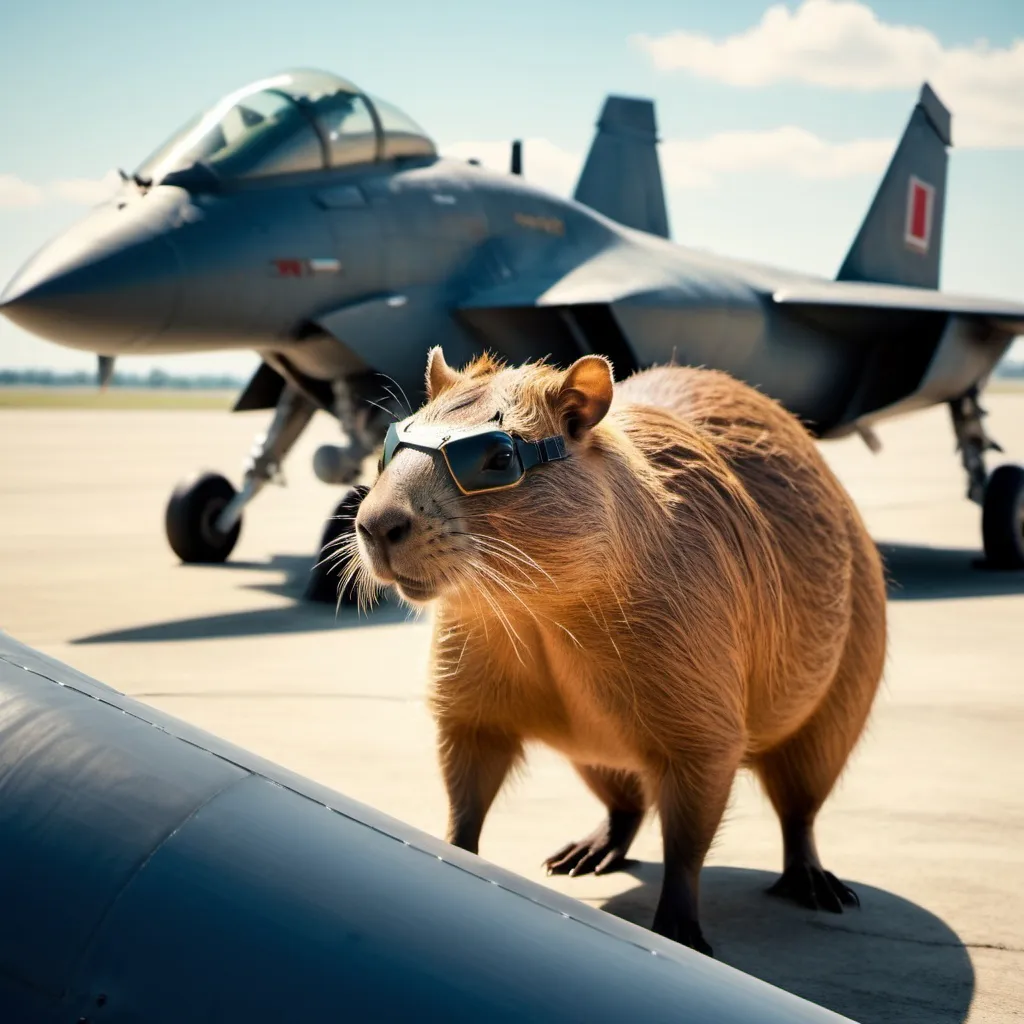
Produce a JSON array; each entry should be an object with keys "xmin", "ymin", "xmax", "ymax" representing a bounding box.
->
[{"xmin": 905, "ymin": 176, "xmax": 935, "ymax": 254}]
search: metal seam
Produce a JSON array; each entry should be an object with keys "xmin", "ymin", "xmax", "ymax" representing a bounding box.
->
[{"xmin": 0, "ymin": 654, "xmax": 673, "ymax": 964}]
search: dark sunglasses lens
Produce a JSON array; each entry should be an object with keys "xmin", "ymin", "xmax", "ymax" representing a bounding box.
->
[
  {"xmin": 381, "ymin": 423, "xmax": 402, "ymax": 468},
  {"xmin": 445, "ymin": 432, "xmax": 523, "ymax": 492}
]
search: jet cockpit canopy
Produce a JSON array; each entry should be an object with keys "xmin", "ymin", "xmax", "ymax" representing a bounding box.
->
[{"xmin": 136, "ymin": 69, "xmax": 435, "ymax": 189}]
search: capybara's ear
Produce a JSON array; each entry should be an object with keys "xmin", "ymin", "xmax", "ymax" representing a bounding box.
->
[
  {"xmin": 426, "ymin": 346, "xmax": 462, "ymax": 399},
  {"xmin": 557, "ymin": 355, "xmax": 614, "ymax": 439}
]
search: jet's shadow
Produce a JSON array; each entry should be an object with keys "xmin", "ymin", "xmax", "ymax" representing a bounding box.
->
[
  {"xmin": 72, "ymin": 540, "xmax": 1024, "ymax": 645},
  {"xmin": 879, "ymin": 541, "xmax": 1024, "ymax": 600},
  {"xmin": 602, "ymin": 863, "xmax": 972, "ymax": 1024},
  {"xmin": 72, "ymin": 554, "xmax": 416, "ymax": 645}
]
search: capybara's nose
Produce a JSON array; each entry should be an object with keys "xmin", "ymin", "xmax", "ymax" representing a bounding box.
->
[{"xmin": 358, "ymin": 505, "xmax": 413, "ymax": 554}]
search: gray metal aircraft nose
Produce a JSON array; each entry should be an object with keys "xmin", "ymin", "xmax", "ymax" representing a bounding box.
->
[{"xmin": 0, "ymin": 207, "xmax": 180, "ymax": 353}]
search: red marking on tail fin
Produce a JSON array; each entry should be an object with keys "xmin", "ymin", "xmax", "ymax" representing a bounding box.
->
[{"xmin": 905, "ymin": 177, "xmax": 934, "ymax": 254}]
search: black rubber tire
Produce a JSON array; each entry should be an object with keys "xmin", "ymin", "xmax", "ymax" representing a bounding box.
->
[
  {"xmin": 982, "ymin": 464, "xmax": 1024, "ymax": 570},
  {"xmin": 165, "ymin": 472, "xmax": 242, "ymax": 564},
  {"xmin": 304, "ymin": 485, "xmax": 371, "ymax": 604}
]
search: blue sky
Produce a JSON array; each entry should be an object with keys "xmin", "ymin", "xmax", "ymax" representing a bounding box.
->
[{"xmin": 1, "ymin": 0, "xmax": 1022, "ymax": 374}]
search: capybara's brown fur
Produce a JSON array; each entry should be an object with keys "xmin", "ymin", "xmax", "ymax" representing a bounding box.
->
[{"xmin": 353, "ymin": 349, "xmax": 887, "ymax": 954}]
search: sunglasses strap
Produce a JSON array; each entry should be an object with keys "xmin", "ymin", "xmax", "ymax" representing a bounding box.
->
[{"xmin": 518, "ymin": 435, "xmax": 569, "ymax": 471}]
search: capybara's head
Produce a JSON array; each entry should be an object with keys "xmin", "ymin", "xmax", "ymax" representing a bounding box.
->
[{"xmin": 352, "ymin": 347, "xmax": 615, "ymax": 607}]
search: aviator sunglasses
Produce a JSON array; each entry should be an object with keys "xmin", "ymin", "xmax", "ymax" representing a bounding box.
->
[{"xmin": 380, "ymin": 417, "xmax": 569, "ymax": 495}]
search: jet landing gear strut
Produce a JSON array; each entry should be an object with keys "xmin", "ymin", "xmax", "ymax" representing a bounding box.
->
[
  {"xmin": 301, "ymin": 379, "xmax": 386, "ymax": 604},
  {"xmin": 164, "ymin": 377, "xmax": 385, "ymax": 603},
  {"xmin": 165, "ymin": 384, "xmax": 316, "ymax": 565},
  {"xmin": 950, "ymin": 388, "xmax": 1024, "ymax": 569}
]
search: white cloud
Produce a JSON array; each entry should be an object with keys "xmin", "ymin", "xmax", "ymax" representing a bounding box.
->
[
  {"xmin": 0, "ymin": 174, "xmax": 45, "ymax": 208},
  {"xmin": 632, "ymin": 0, "xmax": 1024, "ymax": 147},
  {"xmin": 49, "ymin": 170, "xmax": 121, "ymax": 205},
  {"xmin": 662, "ymin": 127, "xmax": 891, "ymax": 187},
  {"xmin": 0, "ymin": 170, "xmax": 121, "ymax": 210},
  {"xmin": 442, "ymin": 126, "xmax": 892, "ymax": 195}
]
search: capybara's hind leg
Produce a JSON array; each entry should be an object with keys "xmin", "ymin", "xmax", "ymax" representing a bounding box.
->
[
  {"xmin": 756, "ymin": 693, "xmax": 871, "ymax": 911},
  {"xmin": 755, "ymin": 555, "xmax": 885, "ymax": 913},
  {"xmin": 545, "ymin": 765, "xmax": 645, "ymax": 877},
  {"xmin": 756, "ymin": 716, "xmax": 863, "ymax": 912}
]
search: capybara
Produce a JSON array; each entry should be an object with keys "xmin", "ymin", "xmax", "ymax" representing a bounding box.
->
[{"xmin": 351, "ymin": 348, "xmax": 886, "ymax": 955}]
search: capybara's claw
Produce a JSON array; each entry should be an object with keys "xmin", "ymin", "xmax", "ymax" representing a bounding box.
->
[
  {"xmin": 543, "ymin": 836, "xmax": 632, "ymax": 877},
  {"xmin": 767, "ymin": 863, "xmax": 859, "ymax": 913},
  {"xmin": 544, "ymin": 810, "xmax": 642, "ymax": 877}
]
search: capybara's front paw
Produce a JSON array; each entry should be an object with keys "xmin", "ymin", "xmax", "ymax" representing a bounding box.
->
[
  {"xmin": 767, "ymin": 863, "xmax": 860, "ymax": 913},
  {"xmin": 543, "ymin": 809, "xmax": 642, "ymax": 877}
]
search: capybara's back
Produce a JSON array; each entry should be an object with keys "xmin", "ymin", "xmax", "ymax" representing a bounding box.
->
[{"xmin": 617, "ymin": 365, "xmax": 887, "ymax": 752}]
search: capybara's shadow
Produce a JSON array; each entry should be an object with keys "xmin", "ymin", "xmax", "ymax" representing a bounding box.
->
[
  {"xmin": 602, "ymin": 863, "xmax": 973, "ymax": 1024},
  {"xmin": 71, "ymin": 557, "xmax": 414, "ymax": 644}
]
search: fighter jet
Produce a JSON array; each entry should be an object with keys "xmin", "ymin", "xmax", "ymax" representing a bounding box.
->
[{"xmin": 3, "ymin": 68, "xmax": 1024, "ymax": 602}]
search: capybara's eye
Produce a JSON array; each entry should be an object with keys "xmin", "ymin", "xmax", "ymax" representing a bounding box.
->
[
  {"xmin": 377, "ymin": 458, "xmax": 383, "ymax": 476},
  {"xmin": 485, "ymin": 450, "xmax": 513, "ymax": 472}
]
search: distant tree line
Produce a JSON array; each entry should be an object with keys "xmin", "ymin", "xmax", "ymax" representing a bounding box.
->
[
  {"xmin": 0, "ymin": 367, "xmax": 246, "ymax": 389},
  {"xmin": 3, "ymin": 359, "xmax": 1024, "ymax": 388}
]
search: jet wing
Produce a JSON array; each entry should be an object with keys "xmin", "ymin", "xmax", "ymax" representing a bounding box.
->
[
  {"xmin": 458, "ymin": 242, "xmax": 755, "ymax": 311},
  {"xmin": 772, "ymin": 281, "xmax": 1024, "ymax": 334},
  {"xmin": 457, "ymin": 269, "xmax": 619, "ymax": 309},
  {"xmin": 458, "ymin": 247, "xmax": 649, "ymax": 310},
  {"xmin": 456, "ymin": 241, "xmax": 764, "ymax": 382}
]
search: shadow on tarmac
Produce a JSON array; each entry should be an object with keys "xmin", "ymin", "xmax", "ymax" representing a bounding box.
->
[
  {"xmin": 72, "ymin": 541, "xmax": 1024, "ymax": 645},
  {"xmin": 72, "ymin": 554, "xmax": 416, "ymax": 645},
  {"xmin": 880, "ymin": 541, "xmax": 1024, "ymax": 601},
  {"xmin": 602, "ymin": 863, "xmax": 973, "ymax": 1024}
]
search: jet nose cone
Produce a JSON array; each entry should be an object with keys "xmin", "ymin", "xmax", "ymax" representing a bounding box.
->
[{"xmin": 1, "ymin": 203, "xmax": 180, "ymax": 352}]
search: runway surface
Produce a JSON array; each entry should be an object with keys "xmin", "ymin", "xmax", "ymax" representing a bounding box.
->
[{"xmin": 2, "ymin": 397, "xmax": 1023, "ymax": 1023}]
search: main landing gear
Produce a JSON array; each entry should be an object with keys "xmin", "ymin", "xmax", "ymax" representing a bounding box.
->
[
  {"xmin": 164, "ymin": 378, "xmax": 386, "ymax": 603},
  {"xmin": 950, "ymin": 388, "xmax": 1024, "ymax": 569},
  {"xmin": 304, "ymin": 484, "xmax": 371, "ymax": 604}
]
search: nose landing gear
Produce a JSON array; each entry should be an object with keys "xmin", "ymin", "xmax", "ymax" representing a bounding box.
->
[
  {"xmin": 164, "ymin": 374, "xmax": 386, "ymax": 602},
  {"xmin": 165, "ymin": 384, "xmax": 316, "ymax": 566},
  {"xmin": 165, "ymin": 471, "xmax": 243, "ymax": 564}
]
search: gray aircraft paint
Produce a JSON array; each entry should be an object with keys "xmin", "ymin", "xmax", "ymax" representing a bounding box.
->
[
  {"xmin": 0, "ymin": 631, "xmax": 851, "ymax": 1023},
  {"xmin": 574, "ymin": 95, "xmax": 670, "ymax": 239}
]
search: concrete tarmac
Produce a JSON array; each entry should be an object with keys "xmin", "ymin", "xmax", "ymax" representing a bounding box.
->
[{"xmin": 1, "ymin": 398, "xmax": 1023, "ymax": 1023}]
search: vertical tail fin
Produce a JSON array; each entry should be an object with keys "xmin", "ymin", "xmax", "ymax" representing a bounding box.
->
[
  {"xmin": 837, "ymin": 83, "xmax": 951, "ymax": 289},
  {"xmin": 573, "ymin": 96, "xmax": 670, "ymax": 239}
]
